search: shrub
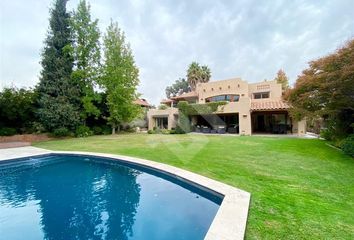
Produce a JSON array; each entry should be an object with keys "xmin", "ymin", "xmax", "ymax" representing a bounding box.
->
[
  {"xmin": 75, "ymin": 125, "xmax": 93, "ymax": 138},
  {"xmin": 175, "ymin": 125, "xmax": 186, "ymax": 134},
  {"xmin": 320, "ymin": 128, "xmax": 332, "ymax": 140},
  {"xmin": 341, "ymin": 135, "xmax": 354, "ymax": 157},
  {"xmin": 0, "ymin": 127, "xmax": 17, "ymax": 136},
  {"xmin": 147, "ymin": 130, "xmax": 154, "ymax": 134},
  {"xmin": 92, "ymin": 126, "xmax": 103, "ymax": 135},
  {"xmin": 158, "ymin": 104, "xmax": 168, "ymax": 110},
  {"xmin": 31, "ymin": 122, "xmax": 46, "ymax": 134},
  {"xmin": 102, "ymin": 125, "xmax": 112, "ymax": 135},
  {"xmin": 169, "ymin": 129, "xmax": 176, "ymax": 134},
  {"xmin": 161, "ymin": 129, "xmax": 170, "ymax": 134},
  {"xmin": 53, "ymin": 127, "xmax": 71, "ymax": 137}
]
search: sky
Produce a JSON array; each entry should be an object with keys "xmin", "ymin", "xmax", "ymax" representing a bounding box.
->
[{"xmin": 0, "ymin": 0, "xmax": 353, "ymax": 105}]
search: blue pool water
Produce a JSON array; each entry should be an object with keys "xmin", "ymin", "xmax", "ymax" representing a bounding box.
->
[{"xmin": 0, "ymin": 154, "xmax": 222, "ymax": 240}]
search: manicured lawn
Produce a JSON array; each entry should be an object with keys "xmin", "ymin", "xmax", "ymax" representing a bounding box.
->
[{"xmin": 34, "ymin": 134, "xmax": 354, "ymax": 239}]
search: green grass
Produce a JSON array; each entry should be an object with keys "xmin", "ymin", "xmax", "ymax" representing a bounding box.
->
[{"xmin": 34, "ymin": 134, "xmax": 354, "ymax": 239}]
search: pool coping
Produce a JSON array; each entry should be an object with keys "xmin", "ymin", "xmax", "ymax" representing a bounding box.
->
[{"xmin": 0, "ymin": 146, "xmax": 250, "ymax": 240}]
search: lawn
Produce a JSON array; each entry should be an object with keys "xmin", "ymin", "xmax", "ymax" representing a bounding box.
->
[{"xmin": 34, "ymin": 134, "xmax": 354, "ymax": 239}]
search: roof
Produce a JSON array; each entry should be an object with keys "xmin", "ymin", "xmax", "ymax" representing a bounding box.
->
[
  {"xmin": 133, "ymin": 98, "xmax": 150, "ymax": 107},
  {"xmin": 251, "ymin": 100, "xmax": 290, "ymax": 111},
  {"xmin": 160, "ymin": 99, "xmax": 174, "ymax": 104},
  {"xmin": 171, "ymin": 91, "xmax": 198, "ymax": 100}
]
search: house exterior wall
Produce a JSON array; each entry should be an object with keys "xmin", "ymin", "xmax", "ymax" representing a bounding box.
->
[
  {"xmin": 148, "ymin": 78, "xmax": 304, "ymax": 135},
  {"xmin": 147, "ymin": 107, "xmax": 179, "ymax": 130}
]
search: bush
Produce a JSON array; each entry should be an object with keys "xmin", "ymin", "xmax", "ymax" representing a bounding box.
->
[
  {"xmin": 161, "ymin": 129, "xmax": 170, "ymax": 134},
  {"xmin": 320, "ymin": 128, "xmax": 332, "ymax": 140},
  {"xmin": 341, "ymin": 135, "xmax": 354, "ymax": 157},
  {"xmin": 75, "ymin": 125, "xmax": 93, "ymax": 138},
  {"xmin": 52, "ymin": 127, "xmax": 72, "ymax": 137},
  {"xmin": 147, "ymin": 130, "xmax": 154, "ymax": 134},
  {"xmin": 0, "ymin": 127, "xmax": 17, "ymax": 136},
  {"xmin": 102, "ymin": 125, "xmax": 112, "ymax": 135},
  {"xmin": 92, "ymin": 126, "xmax": 103, "ymax": 135},
  {"xmin": 169, "ymin": 129, "xmax": 176, "ymax": 134},
  {"xmin": 175, "ymin": 125, "xmax": 186, "ymax": 134}
]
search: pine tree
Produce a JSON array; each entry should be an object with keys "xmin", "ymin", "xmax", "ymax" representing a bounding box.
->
[
  {"xmin": 37, "ymin": 0, "xmax": 81, "ymax": 132},
  {"xmin": 71, "ymin": 0, "xmax": 101, "ymax": 122},
  {"xmin": 274, "ymin": 69, "xmax": 289, "ymax": 91},
  {"xmin": 101, "ymin": 21, "xmax": 140, "ymax": 134}
]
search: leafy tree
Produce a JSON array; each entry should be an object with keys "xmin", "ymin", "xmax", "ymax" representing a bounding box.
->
[
  {"xmin": 165, "ymin": 78, "xmax": 190, "ymax": 98},
  {"xmin": 71, "ymin": 0, "xmax": 101, "ymax": 122},
  {"xmin": 0, "ymin": 87, "xmax": 38, "ymax": 132},
  {"xmin": 285, "ymin": 39, "xmax": 354, "ymax": 139},
  {"xmin": 101, "ymin": 21, "xmax": 140, "ymax": 134},
  {"xmin": 187, "ymin": 62, "xmax": 211, "ymax": 91},
  {"xmin": 37, "ymin": 0, "xmax": 81, "ymax": 131},
  {"xmin": 274, "ymin": 69, "xmax": 289, "ymax": 91}
]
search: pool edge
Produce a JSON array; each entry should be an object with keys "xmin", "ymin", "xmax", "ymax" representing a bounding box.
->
[{"xmin": 0, "ymin": 146, "xmax": 250, "ymax": 240}]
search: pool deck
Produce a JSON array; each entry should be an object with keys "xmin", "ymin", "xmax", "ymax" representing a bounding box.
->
[{"xmin": 0, "ymin": 146, "xmax": 251, "ymax": 240}]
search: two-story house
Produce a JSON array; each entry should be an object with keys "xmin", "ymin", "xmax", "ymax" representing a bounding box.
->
[{"xmin": 147, "ymin": 77, "xmax": 306, "ymax": 135}]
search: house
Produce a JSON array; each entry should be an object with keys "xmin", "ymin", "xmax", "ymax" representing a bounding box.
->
[{"xmin": 147, "ymin": 77, "xmax": 306, "ymax": 135}]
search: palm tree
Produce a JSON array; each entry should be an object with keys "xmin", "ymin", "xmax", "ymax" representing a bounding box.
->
[{"xmin": 187, "ymin": 62, "xmax": 211, "ymax": 90}]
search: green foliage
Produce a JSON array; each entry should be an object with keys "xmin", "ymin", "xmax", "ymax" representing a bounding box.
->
[
  {"xmin": 101, "ymin": 21, "xmax": 140, "ymax": 133},
  {"xmin": 0, "ymin": 87, "xmax": 38, "ymax": 132},
  {"xmin": 92, "ymin": 126, "xmax": 103, "ymax": 135},
  {"xmin": 0, "ymin": 127, "xmax": 17, "ymax": 136},
  {"xmin": 320, "ymin": 128, "xmax": 333, "ymax": 140},
  {"xmin": 52, "ymin": 127, "xmax": 72, "ymax": 137},
  {"xmin": 165, "ymin": 78, "xmax": 190, "ymax": 98},
  {"xmin": 158, "ymin": 104, "xmax": 168, "ymax": 110},
  {"xmin": 147, "ymin": 130, "xmax": 154, "ymax": 134},
  {"xmin": 341, "ymin": 135, "xmax": 354, "ymax": 157},
  {"xmin": 274, "ymin": 69, "xmax": 289, "ymax": 91},
  {"xmin": 187, "ymin": 62, "xmax": 211, "ymax": 90},
  {"xmin": 286, "ymin": 39, "xmax": 354, "ymax": 140},
  {"xmin": 71, "ymin": 0, "xmax": 102, "ymax": 121},
  {"xmin": 75, "ymin": 125, "xmax": 93, "ymax": 137},
  {"xmin": 176, "ymin": 101, "xmax": 226, "ymax": 133},
  {"xmin": 37, "ymin": 0, "xmax": 81, "ymax": 132},
  {"xmin": 169, "ymin": 129, "xmax": 176, "ymax": 134},
  {"xmin": 175, "ymin": 125, "xmax": 187, "ymax": 134},
  {"xmin": 177, "ymin": 101, "xmax": 227, "ymax": 115}
]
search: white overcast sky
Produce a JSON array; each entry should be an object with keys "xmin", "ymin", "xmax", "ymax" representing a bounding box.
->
[{"xmin": 0, "ymin": 0, "xmax": 353, "ymax": 105}]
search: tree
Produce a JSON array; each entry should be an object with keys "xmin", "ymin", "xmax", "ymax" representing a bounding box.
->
[
  {"xmin": 71, "ymin": 0, "xmax": 101, "ymax": 122},
  {"xmin": 165, "ymin": 78, "xmax": 190, "ymax": 98},
  {"xmin": 0, "ymin": 87, "xmax": 38, "ymax": 132},
  {"xmin": 37, "ymin": 0, "xmax": 81, "ymax": 131},
  {"xmin": 274, "ymin": 69, "xmax": 289, "ymax": 91},
  {"xmin": 101, "ymin": 21, "xmax": 140, "ymax": 134},
  {"xmin": 187, "ymin": 62, "xmax": 211, "ymax": 91},
  {"xmin": 285, "ymin": 39, "xmax": 354, "ymax": 139}
]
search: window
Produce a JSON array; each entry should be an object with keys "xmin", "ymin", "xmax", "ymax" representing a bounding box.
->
[
  {"xmin": 205, "ymin": 95, "xmax": 240, "ymax": 102},
  {"xmin": 254, "ymin": 92, "xmax": 269, "ymax": 99}
]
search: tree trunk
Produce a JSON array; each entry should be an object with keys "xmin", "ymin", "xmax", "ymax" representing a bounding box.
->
[
  {"xmin": 117, "ymin": 125, "xmax": 121, "ymax": 132},
  {"xmin": 111, "ymin": 124, "xmax": 116, "ymax": 135}
]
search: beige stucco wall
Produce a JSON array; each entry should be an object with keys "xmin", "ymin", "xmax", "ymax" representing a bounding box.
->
[
  {"xmin": 147, "ymin": 108, "xmax": 179, "ymax": 130},
  {"xmin": 248, "ymin": 80, "xmax": 282, "ymax": 99}
]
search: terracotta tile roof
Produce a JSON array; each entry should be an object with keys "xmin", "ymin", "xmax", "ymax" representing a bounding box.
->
[
  {"xmin": 171, "ymin": 91, "xmax": 198, "ymax": 99},
  {"xmin": 251, "ymin": 100, "xmax": 290, "ymax": 111},
  {"xmin": 160, "ymin": 99, "xmax": 174, "ymax": 104},
  {"xmin": 133, "ymin": 98, "xmax": 150, "ymax": 107}
]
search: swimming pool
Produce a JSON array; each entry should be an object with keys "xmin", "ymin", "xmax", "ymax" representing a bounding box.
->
[{"xmin": 0, "ymin": 154, "xmax": 222, "ymax": 240}]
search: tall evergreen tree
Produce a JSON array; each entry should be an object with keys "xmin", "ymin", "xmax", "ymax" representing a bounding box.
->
[
  {"xmin": 101, "ymin": 21, "xmax": 140, "ymax": 134},
  {"xmin": 71, "ymin": 0, "xmax": 101, "ymax": 122},
  {"xmin": 37, "ymin": 0, "xmax": 80, "ymax": 131},
  {"xmin": 274, "ymin": 69, "xmax": 289, "ymax": 91}
]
